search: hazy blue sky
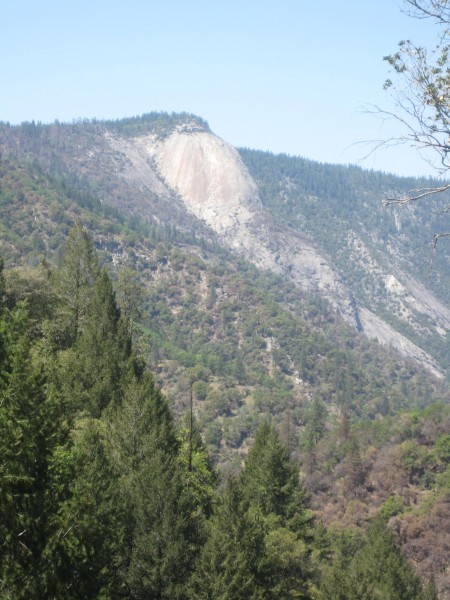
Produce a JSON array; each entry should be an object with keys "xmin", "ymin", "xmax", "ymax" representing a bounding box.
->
[{"xmin": 1, "ymin": 0, "xmax": 442, "ymax": 177}]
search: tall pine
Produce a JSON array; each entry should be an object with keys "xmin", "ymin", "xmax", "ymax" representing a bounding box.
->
[
  {"xmin": 0, "ymin": 268, "xmax": 54, "ymax": 598},
  {"xmin": 55, "ymin": 219, "xmax": 100, "ymax": 346},
  {"xmin": 239, "ymin": 423, "xmax": 313, "ymax": 598}
]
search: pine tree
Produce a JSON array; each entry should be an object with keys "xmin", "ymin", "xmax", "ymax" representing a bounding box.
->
[
  {"xmin": 318, "ymin": 517, "xmax": 426, "ymax": 600},
  {"xmin": 188, "ymin": 478, "xmax": 265, "ymax": 600},
  {"xmin": 0, "ymin": 298, "xmax": 53, "ymax": 598},
  {"xmin": 127, "ymin": 451, "xmax": 200, "ymax": 599},
  {"xmin": 42, "ymin": 418, "xmax": 126, "ymax": 599},
  {"xmin": 55, "ymin": 219, "xmax": 100, "ymax": 346},
  {"xmin": 178, "ymin": 415, "xmax": 217, "ymax": 519},
  {"xmin": 59, "ymin": 268, "xmax": 131, "ymax": 418},
  {"xmin": 240, "ymin": 422, "xmax": 310, "ymax": 528},
  {"xmin": 352, "ymin": 517, "xmax": 425, "ymax": 599},
  {"xmin": 239, "ymin": 423, "xmax": 314, "ymax": 598},
  {"xmin": 74, "ymin": 269, "xmax": 130, "ymax": 415},
  {"xmin": 109, "ymin": 372, "xmax": 203, "ymax": 599},
  {"xmin": 115, "ymin": 265, "xmax": 144, "ymax": 340},
  {"xmin": 316, "ymin": 534, "xmax": 363, "ymax": 600},
  {"xmin": 344, "ymin": 436, "xmax": 366, "ymax": 492},
  {"xmin": 304, "ymin": 397, "xmax": 327, "ymax": 471}
]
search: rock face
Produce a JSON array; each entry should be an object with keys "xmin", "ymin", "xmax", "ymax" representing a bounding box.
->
[
  {"xmin": 138, "ymin": 128, "xmax": 358, "ymax": 314},
  {"xmin": 106, "ymin": 125, "xmax": 445, "ymax": 377}
]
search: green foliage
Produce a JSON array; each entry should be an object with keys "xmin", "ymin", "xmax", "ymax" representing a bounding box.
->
[
  {"xmin": 351, "ymin": 517, "xmax": 425, "ymax": 600},
  {"xmin": 0, "ymin": 299, "xmax": 51, "ymax": 597},
  {"xmin": 240, "ymin": 422, "xmax": 309, "ymax": 525},
  {"xmin": 178, "ymin": 418, "xmax": 217, "ymax": 518},
  {"xmin": 238, "ymin": 424, "xmax": 314, "ymax": 598},
  {"xmin": 263, "ymin": 526, "xmax": 310, "ymax": 598},
  {"xmin": 239, "ymin": 146, "xmax": 450, "ymax": 372},
  {"xmin": 188, "ymin": 478, "xmax": 265, "ymax": 599},
  {"xmin": 305, "ymin": 397, "xmax": 327, "ymax": 453},
  {"xmin": 102, "ymin": 111, "xmax": 209, "ymax": 138},
  {"xmin": 66, "ymin": 269, "xmax": 130, "ymax": 416},
  {"xmin": 435, "ymin": 434, "xmax": 450, "ymax": 464},
  {"xmin": 398, "ymin": 439, "xmax": 431, "ymax": 484},
  {"xmin": 4, "ymin": 264, "xmax": 56, "ymax": 330},
  {"xmin": 423, "ymin": 576, "xmax": 440, "ymax": 600},
  {"xmin": 55, "ymin": 219, "xmax": 100, "ymax": 345},
  {"xmin": 115, "ymin": 265, "xmax": 144, "ymax": 339},
  {"xmin": 43, "ymin": 418, "xmax": 125, "ymax": 599},
  {"xmin": 318, "ymin": 517, "xmax": 426, "ymax": 600},
  {"xmin": 1, "ymin": 229, "xmax": 210, "ymax": 597},
  {"xmin": 378, "ymin": 494, "xmax": 405, "ymax": 520},
  {"xmin": 1, "ymin": 121, "xmax": 446, "ymax": 596},
  {"xmin": 126, "ymin": 451, "xmax": 199, "ymax": 599}
]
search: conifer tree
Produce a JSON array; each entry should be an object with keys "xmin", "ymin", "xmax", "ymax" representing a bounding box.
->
[
  {"xmin": 178, "ymin": 415, "xmax": 216, "ymax": 519},
  {"xmin": 109, "ymin": 372, "xmax": 204, "ymax": 599},
  {"xmin": 42, "ymin": 418, "xmax": 125, "ymax": 600},
  {"xmin": 318, "ymin": 517, "xmax": 426, "ymax": 600},
  {"xmin": 344, "ymin": 436, "xmax": 366, "ymax": 492},
  {"xmin": 69, "ymin": 269, "xmax": 130, "ymax": 416},
  {"xmin": 127, "ymin": 450, "xmax": 200, "ymax": 599},
  {"xmin": 55, "ymin": 219, "xmax": 100, "ymax": 346},
  {"xmin": 0, "ymin": 296, "xmax": 52, "ymax": 598},
  {"xmin": 188, "ymin": 478, "xmax": 265, "ymax": 600},
  {"xmin": 350, "ymin": 517, "xmax": 425, "ymax": 600},
  {"xmin": 317, "ymin": 545, "xmax": 352, "ymax": 600},
  {"xmin": 304, "ymin": 397, "xmax": 327, "ymax": 471},
  {"xmin": 240, "ymin": 422, "xmax": 310, "ymax": 529},
  {"xmin": 239, "ymin": 423, "xmax": 313, "ymax": 598},
  {"xmin": 116, "ymin": 265, "xmax": 144, "ymax": 340}
]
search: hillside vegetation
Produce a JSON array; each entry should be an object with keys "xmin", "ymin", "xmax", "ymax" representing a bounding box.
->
[
  {"xmin": 1, "ymin": 113, "xmax": 449, "ymax": 597},
  {"xmin": 1, "ymin": 224, "xmax": 443, "ymax": 599},
  {"xmin": 240, "ymin": 148, "xmax": 450, "ymax": 371}
]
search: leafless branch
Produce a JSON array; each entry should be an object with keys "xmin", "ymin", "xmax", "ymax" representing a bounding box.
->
[
  {"xmin": 403, "ymin": 0, "xmax": 450, "ymax": 23},
  {"xmin": 384, "ymin": 183, "xmax": 450, "ymax": 204},
  {"xmin": 432, "ymin": 231, "xmax": 450, "ymax": 252},
  {"xmin": 360, "ymin": 103, "xmax": 450, "ymax": 175}
]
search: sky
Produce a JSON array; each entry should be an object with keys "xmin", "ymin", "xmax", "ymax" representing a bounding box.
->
[{"xmin": 0, "ymin": 0, "xmax": 444, "ymax": 177}]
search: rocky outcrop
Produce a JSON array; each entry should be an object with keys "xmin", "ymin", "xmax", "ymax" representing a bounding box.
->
[{"xmin": 106, "ymin": 126, "xmax": 446, "ymax": 377}]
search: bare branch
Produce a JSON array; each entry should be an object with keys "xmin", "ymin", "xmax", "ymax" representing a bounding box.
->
[
  {"xmin": 384, "ymin": 182, "xmax": 450, "ymax": 204},
  {"xmin": 374, "ymin": 1, "xmax": 450, "ymax": 264},
  {"xmin": 432, "ymin": 231, "xmax": 450, "ymax": 252},
  {"xmin": 403, "ymin": 0, "xmax": 450, "ymax": 23}
]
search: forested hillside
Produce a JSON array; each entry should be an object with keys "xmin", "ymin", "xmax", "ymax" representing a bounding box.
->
[
  {"xmin": 1, "ymin": 115, "xmax": 450, "ymax": 597},
  {"xmin": 0, "ymin": 223, "xmax": 441, "ymax": 599},
  {"xmin": 239, "ymin": 148, "xmax": 450, "ymax": 371},
  {"xmin": 2, "ymin": 114, "xmax": 450, "ymax": 377}
]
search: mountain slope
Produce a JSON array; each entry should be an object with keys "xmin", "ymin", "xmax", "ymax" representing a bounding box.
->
[
  {"xmin": 1, "ymin": 113, "xmax": 450, "ymax": 596},
  {"xmin": 1, "ymin": 115, "xmax": 449, "ymax": 377},
  {"xmin": 110, "ymin": 122, "xmax": 449, "ymax": 376},
  {"xmin": 240, "ymin": 148, "xmax": 450, "ymax": 371},
  {"xmin": 111, "ymin": 122, "xmax": 450, "ymax": 377}
]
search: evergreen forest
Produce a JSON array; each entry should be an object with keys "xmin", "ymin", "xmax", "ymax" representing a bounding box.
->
[
  {"xmin": 1, "ymin": 114, "xmax": 450, "ymax": 598},
  {"xmin": 0, "ymin": 221, "xmax": 443, "ymax": 598}
]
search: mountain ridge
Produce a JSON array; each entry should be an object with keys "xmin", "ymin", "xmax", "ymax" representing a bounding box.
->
[
  {"xmin": 2, "ymin": 114, "xmax": 450, "ymax": 595},
  {"xmin": 1, "ymin": 113, "xmax": 449, "ymax": 378},
  {"xmin": 107, "ymin": 123, "xmax": 447, "ymax": 377}
]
